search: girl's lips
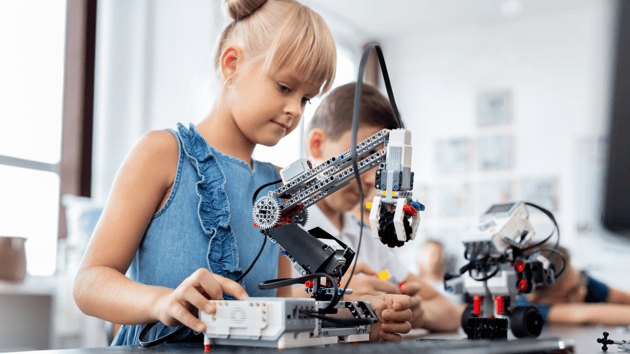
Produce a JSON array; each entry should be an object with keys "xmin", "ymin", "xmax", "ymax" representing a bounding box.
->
[{"xmin": 272, "ymin": 121, "xmax": 288, "ymax": 130}]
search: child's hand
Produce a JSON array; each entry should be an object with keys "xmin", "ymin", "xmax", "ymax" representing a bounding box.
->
[
  {"xmin": 340, "ymin": 262, "xmax": 401, "ymax": 299},
  {"xmin": 155, "ymin": 268, "xmax": 248, "ymax": 332},
  {"xmin": 360, "ymin": 294, "xmax": 412, "ymax": 342},
  {"xmin": 398, "ymin": 281, "xmax": 425, "ymax": 328}
]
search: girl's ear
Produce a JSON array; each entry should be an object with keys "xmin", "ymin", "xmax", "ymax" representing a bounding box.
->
[
  {"xmin": 307, "ymin": 129, "xmax": 326, "ymax": 161},
  {"xmin": 221, "ymin": 46, "xmax": 242, "ymax": 82}
]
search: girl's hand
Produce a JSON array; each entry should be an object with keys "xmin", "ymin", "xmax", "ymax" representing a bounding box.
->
[
  {"xmin": 155, "ymin": 268, "xmax": 248, "ymax": 332},
  {"xmin": 360, "ymin": 294, "xmax": 412, "ymax": 342}
]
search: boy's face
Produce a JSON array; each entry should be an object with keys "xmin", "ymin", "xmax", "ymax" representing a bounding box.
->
[{"xmin": 311, "ymin": 125, "xmax": 384, "ymax": 213}]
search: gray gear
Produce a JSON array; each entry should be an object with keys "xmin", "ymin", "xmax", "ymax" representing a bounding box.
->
[
  {"xmin": 290, "ymin": 209, "xmax": 309, "ymax": 227},
  {"xmin": 252, "ymin": 195, "xmax": 280, "ymax": 229}
]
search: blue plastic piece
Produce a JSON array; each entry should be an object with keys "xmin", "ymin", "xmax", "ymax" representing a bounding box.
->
[
  {"xmin": 411, "ymin": 202, "xmax": 425, "ymax": 211},
  {"xmin": 381, "ymin": 184, "xmax": 386, "ymax": 190},
  {"xmin": 393, "ymin": 185, "xmax": 398, "ymax": 190},
  {"xmin": 340, "ymin": 154, "xmax": 344, "ymax": 159}
]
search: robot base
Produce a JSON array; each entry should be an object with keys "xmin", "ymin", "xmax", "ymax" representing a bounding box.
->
[
  {"xmin": 199, "ymin": 297, "xmax": 373, "ymax": 349},
  {"xmin": 461, "ymin": 304, "xmax": 543, "ymax": 339},
  {"xmin": 467, "ymin": 318, "xmax": 508, "ymax": 340}
]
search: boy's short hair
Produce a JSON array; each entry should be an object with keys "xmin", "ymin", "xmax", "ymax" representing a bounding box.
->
[{"xmin": 308, "ymin": 82, "xmax": 401, "ymax": 140}]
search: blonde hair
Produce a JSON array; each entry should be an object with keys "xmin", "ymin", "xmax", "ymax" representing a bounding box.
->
[{"xmin": 216, "ymin": 0, "xmax": 336, "ymax": 94}]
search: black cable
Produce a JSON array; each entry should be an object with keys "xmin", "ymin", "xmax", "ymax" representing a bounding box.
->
[
  {"xmin": 299, "ymin": 310, "xmax": 376, "ymax": 326},
  {"xmin": 468, "ymin": 260, "xmax": 501, "ymax": 282},
  {"xmin": 334, "ymin": 43, "xmax": 405, "ymax": 313},
  {"xmin": 530, "ymin": 247, "xmax": 567, "ymax": 278},
  {"xmin": 139, "ymin": 323, "xmax": 188, "ymax": 347},
  {"xmin": 252, "ymin": 178, "xmax": 282, "ymax": 205},
  {"xmin": 235, "ymin": 234, "xmax": 267, "ymax": 283},
  {"xmin": 522, "ymin": 202, "xmax": 560, "ymax": 251},
  {"xmin": 232, "ymin": 177, "xmax": 283, "ymax": 283},
  {"xmin": 259, "ymin": 273, "xmax": 337, "ymax": 302}
]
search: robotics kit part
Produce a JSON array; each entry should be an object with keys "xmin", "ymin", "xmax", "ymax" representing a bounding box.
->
[
  {"xmin": 598, "ymin": 332, "xmax": 630, "ymax": 352},
  {"xmin": 199, "ymin": 297, "xmax": 375, "ymax": 349},
  {"xmin": 445, "ymin": 201, "xmax": 560, "ymax": 339}
]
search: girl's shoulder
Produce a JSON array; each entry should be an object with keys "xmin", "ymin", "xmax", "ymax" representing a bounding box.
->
[{"xmin": 124, "ymin": 130, "xmax": 180, "ymax": 189}]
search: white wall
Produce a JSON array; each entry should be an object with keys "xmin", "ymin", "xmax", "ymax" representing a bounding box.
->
[
  {"xmin": 93, "ymin": 0, "xmax": 224, "ymax": 203},
  {"xmin": 384, "ymin": 2, "xmax": 628, "ymax": 286}
]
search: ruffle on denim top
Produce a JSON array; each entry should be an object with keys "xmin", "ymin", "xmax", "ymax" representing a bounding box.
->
[{"xmin": 177, "ymin": 123, "xmax": 243, "ymax": 294}]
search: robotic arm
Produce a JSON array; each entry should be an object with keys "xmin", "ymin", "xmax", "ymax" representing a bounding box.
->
[{"xmin": 252, "ymin": 128, "xmax": 422, "ymax": 298}]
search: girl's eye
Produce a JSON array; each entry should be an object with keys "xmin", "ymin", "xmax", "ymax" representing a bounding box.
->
[
  {"xmin": 302, "ymin": 97, "xmax": 312, "ymax": 105},
  {"xmin": 278, "ymin": 84, "xmax": 291, "ymax": 93}
]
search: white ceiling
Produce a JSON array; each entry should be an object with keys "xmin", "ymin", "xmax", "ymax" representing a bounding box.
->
[{"xmin": 302, "ymin": 0, "xmax": 601, "ymax": 39}]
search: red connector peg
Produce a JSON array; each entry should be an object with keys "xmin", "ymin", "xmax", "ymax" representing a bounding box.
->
[
  {"xmin": 403, "ymin": 205, "xmax": 417, "ymax": 216},
  {"xmin": 305, "ymin": 280, "xmax": 313, "ymax": 288},
  {"xmin": 496, "ymin": 295, "xmax": 505, "ymax": 315},
  {"xmin": 473, "ymin": 295, "xmax": 482, "ymax": 316},
  {"xmin": 518, "ymin": 279, "xmax": 529, "ymax": 292},
  {"xmin": 515, "ymin": 261, "xmax": 525, "ymax": 272}
]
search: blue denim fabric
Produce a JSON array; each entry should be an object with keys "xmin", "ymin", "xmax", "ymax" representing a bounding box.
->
[{"xmin": 112, "ymin": 123, "xmax": 280, "ymax": 346}]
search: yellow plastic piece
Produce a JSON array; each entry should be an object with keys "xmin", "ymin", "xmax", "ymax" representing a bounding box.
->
[
  {"xmin": 383, "ymin": 190, "xmax": 387, "ymax": 197},
  {"xmin": 392, "ymin": 191, "xmax": 396, "ymax": 197},
  {"xmin": 378, "ymin": 270, "xmax": 390, "ymax": 281},
  {"xmin": 366, "ymin": 202, "xmax": 372, "ymax": 209}
]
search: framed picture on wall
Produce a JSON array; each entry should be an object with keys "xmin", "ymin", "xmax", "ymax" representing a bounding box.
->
[
  {"xmin": 477, "ymin": 135, "xmax": 514, "ymax": 171},
  {"xmin": 435, "ymin": 138, "xmax": 473, "ymax": 173},
  {"xmin": 477, "ymin": 89, "xmax": 512, "ymax": 126}
]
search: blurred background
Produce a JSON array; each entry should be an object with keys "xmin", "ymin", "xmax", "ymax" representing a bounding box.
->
[{"xmin": 0, "ymin": 0, "xmax": 625, "ymax": 350}]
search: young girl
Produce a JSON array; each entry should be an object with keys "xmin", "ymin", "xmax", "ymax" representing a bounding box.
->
[
  {"xmin": 300, "ymin": 82, "xmax": 462, "ymax": 332},
  {"xmin": 73, "ymin": 0, "xmax": 411, "ymax": 346}
]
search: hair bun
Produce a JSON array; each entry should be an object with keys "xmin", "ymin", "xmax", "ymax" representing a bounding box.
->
[{"xmin": 224, "ymin": 0, "xmax": 268, "ymax": 21}]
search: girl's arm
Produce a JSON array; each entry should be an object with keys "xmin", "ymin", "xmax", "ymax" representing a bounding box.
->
[
  {"xmin": 546, "ymin": 303, "xmax": 630, "ymax": 326},
  {"xmin": 73, "ymin": 131, "xmax": 247, "ymax": 332}
]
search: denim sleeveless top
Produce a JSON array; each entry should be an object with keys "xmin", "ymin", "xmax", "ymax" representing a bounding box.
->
[{"xmin": 112, "ymin": 123, "xmax": 281, "ymax": 346}]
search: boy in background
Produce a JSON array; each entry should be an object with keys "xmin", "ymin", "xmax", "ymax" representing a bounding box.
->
[{"xmin": 519, "ymin": 246, "xmax": 630, "ymax": 325}]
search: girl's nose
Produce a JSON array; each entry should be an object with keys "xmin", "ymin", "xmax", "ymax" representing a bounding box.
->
[{"xmin": 284, "ymin": 97, "xmax": 302, "ymax": 119}]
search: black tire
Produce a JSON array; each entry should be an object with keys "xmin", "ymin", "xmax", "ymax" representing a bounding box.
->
[
  {"xmin": 461, "ymin": 303, "xmax": 475, "ymax": 335},
  {"xmin": 510, "ymin": 306, "xmax": 544, "ymax": 338}
]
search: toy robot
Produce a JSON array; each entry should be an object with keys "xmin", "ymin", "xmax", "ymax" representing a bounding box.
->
[{"xmin": 444, "ymin": 202, "xmax": 561, "ymax": 339}]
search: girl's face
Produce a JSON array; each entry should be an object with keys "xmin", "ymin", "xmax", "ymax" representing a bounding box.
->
[
  {"xmin": 314, "ymin": 125, "xmax": 384, "ymax": 213},
  {"xmin": 229, "ymin": 62, "xmax": 322, "ymax": 147}
]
